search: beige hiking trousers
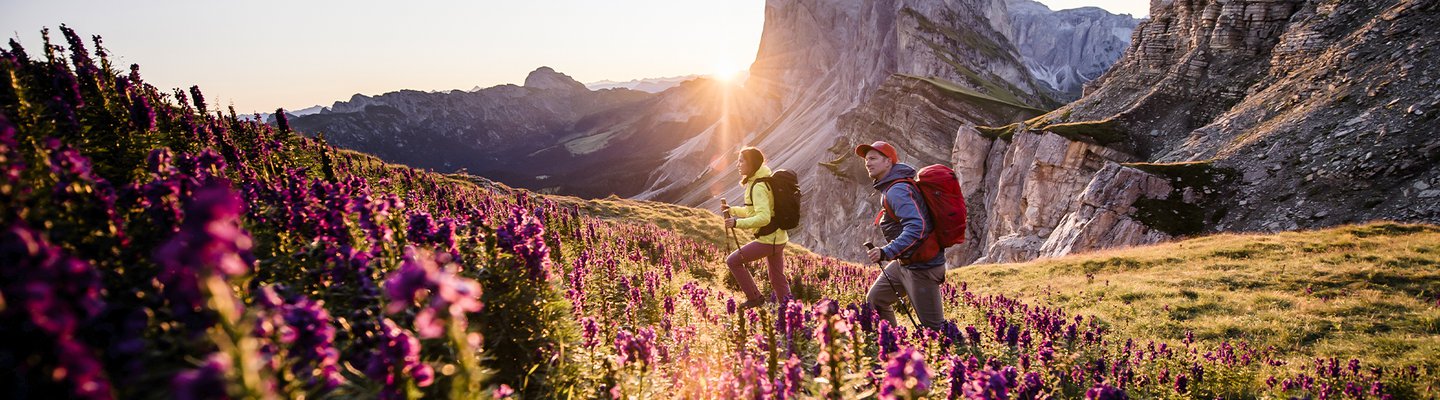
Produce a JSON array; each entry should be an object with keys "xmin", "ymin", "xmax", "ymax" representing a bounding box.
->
[{"xmin": 866, "ymin": 260, "xmax": 947, "ymax": 330}]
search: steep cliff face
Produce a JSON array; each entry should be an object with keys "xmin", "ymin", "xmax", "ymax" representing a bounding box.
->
[
  {"xmin": 951, "ymin": 0, "xmax": 1439, "ymax": 264},
  {"xmin": 1003, "ymin": 0, "xmax": 1141, "ymax": 99}
]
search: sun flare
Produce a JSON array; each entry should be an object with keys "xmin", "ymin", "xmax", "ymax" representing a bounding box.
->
[{"xmin": 711, "ymin": 61, "xmax": 748, "ymax": 83}]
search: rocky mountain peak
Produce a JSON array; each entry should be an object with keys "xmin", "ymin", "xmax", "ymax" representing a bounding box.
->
[
  {"xmin": 524, "ymin": 66, "xmax": 587, "ymax": 92},
  {"xmin": 1003, "ymin": 0, "xmax": 1141, "ymax": 99}
]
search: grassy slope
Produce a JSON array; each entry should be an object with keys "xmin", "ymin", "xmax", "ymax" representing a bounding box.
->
[
  {"xmin": 538, "ymin": 165, "xmax": 1440, "ymax": 377},
  {"xmin": 950, "ymin": 222, "xmax": 1440, "ymax": 381},
  {"xmin": 539, "ymin": 165, "xmax": 1440, "ymax": 390}
]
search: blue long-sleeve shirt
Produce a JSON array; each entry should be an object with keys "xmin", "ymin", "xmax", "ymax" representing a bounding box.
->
[{"xmin": 874, "ymin": 163, "xmax": 945, "ymax": 269}]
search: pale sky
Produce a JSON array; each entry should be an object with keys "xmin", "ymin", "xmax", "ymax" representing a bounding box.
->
[{"xmin": 1, "ymin": 0, "xmax": 1143, "ymax": 113}]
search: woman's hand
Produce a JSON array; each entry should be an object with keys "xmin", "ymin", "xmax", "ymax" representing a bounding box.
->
[
  {"xmin": 724, "ymin": 217, "xmax": 737, "ymax": 229},
  {"xmin": 867, "ymin": 247, "xmax": 883, "ymax": 263}
]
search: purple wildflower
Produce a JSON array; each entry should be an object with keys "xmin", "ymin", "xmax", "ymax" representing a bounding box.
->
[
  {"xmin": 274, "ymin": 108, "xmax": 291, "ymax": 133},
  {"xmin": 962, "ymin": 368, "xmax": 1010, "ymax": 399},
  {"xmin": 128, "ymin": 82, "xmax": 156, "ymax": 131},
  {"xmin": 1014, "ymin": 372, "xmax": 1044, "ymax": 399},
  {"xmin": 58, "ymin": 25, "xmax": 97, "ymax": 78},
  {"xmin": 496, "ymin": 206, "xmax": 554, "ymax": 281},
  {"xmin": 254, "ymin": 286, "xmax": 344, "ymax": 391},
  {"xmin": 947, "ymin": 356, "xmax": 969, "ymax": 399},
  {"xmin": 367, "ymin": 319, "xmax": 434, "ymax": 398},
  {"xmin": 878, "ymin": 320, "xmax": 900, "ymax": 356},
  {"xmin": 965, "ymin": 325, "xmax": 981, "ymax": 345},
  {"xmin": 580, "ymin": 317, "xmax": 601, "ymax": 348},
  {"xmin": 382, "ymin": 246, "xmax": 483, "ymax": 338},
  {"xmin": 777, "ymin": 354, "xmax": 804, "ymax": 399},
  {"xmin": 880, "ymin": 346, "xmax": 932, "ymax": 399},
  {"xmin": 1084, "ymin": 384, "xmax": 1128, "ymax": 400},
  {"xmin": 614, "ymin": 327, "xmax": 658, "ymax": 369},
  {"xmin": 189, "ymin": 85, "xmax": 207, "ymax": 115},
  {"xmin": 0, "ymin": 223, "xmax": 111, "ymax": 400},
  {"xmin": 0, "ymin": 113, "xmax": 24, "ymax": 195},
  {"xmin": 154, "ymin": 184, "xmax": 254, "ymax": 334}
]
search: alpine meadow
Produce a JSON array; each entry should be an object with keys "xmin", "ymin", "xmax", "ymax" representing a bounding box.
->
[{"xmin": 4, "ymin": 1, "xmax": 1440, "ymax": 399}]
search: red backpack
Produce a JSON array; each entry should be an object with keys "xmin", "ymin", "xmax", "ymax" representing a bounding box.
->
[{"xmin": 878, "ymin": 164, "xmax": 967, "ymax": 264}]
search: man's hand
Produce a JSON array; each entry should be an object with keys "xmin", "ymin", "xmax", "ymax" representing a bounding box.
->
[
  {"xmin": 725, "ymin": 217, "xmax": 737, "ymax": 229},
  {"xmin": 867, "ymin": 247, "xmax": 883, "ymax": 263}
]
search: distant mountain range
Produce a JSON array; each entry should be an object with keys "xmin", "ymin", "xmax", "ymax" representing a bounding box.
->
[
  {"xmin": 284, "ymin": 67, "xmax": 762, "ymax": 198},
  {"xmin": 245, "ymin": 104, "xmax": 326, "ymax": 123},
  {"xmin": 585, "ymin": 75, "xmax": 705, "ymax": 92},
  {"xmin": 245, "ymin": 76, "xmax": 697, "ymax": 123}
]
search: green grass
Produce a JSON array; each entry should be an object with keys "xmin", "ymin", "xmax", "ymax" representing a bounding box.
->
[
  {"xmin": 898, "ymin": 74, "xmax": 1047, "ymax": 115},
  {"xmin": 950, "ymin": 222, "xmax": 1440, "ymax": 392},
  {"xmin": 976, "ymin": 122, "xmax": 1021, "ymax": 141},
  {"xmin": 1042, "ymin": 118, "xmax": 1127, "ymax": 145}
]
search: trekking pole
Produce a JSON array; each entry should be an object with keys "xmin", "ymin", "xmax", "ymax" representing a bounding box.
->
[
  {"xmin": 866, "ymin": 241, "xmax": 920, "ymax": 328},
  {"xmin": 720, "ymin": 199, "xmax": 734, "ymax": 255},
  {"xmin": 720, "ymin": 199, "xmax": 743, "ymax": 251}
]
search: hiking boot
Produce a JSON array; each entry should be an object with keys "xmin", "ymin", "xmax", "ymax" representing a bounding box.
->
[{"xmin": 737, "ymin": 298, "xmax": 766, "ymax": 310}]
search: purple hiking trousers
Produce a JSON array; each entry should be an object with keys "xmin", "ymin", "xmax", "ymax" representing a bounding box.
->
[{"xmin": 726, "ymin": 241, "xmax": 789, "ymax": 302}]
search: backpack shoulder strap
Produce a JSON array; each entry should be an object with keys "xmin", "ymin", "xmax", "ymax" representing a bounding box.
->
[{"xmin": 875, "ymin": 178, "xmax": 916, "ymax": 225}]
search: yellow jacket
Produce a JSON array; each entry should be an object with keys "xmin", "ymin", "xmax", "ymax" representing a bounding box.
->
[{"xmin": 730, "ymin": 165, "xmax": 789, "ymax": 245}]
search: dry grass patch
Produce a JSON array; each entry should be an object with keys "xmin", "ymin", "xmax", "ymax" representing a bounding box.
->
[{"xmin": 949, "ymin": 222, "xmax": 1440, "ymax": 390}]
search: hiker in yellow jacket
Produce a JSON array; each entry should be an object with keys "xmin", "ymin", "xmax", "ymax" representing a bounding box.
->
[{"xmin": 723, "ymin": 147, "xmax": 790, "ymax": 309}]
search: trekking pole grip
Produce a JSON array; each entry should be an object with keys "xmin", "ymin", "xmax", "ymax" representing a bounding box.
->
[{"xmin": 864, "ymin": 242, "xmax": 882, "ymax": 266}]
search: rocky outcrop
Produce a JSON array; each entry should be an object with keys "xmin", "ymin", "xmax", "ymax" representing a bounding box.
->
[
  {"xmin": 1003, "ymin": 0, "xmax": 1141, "ymax": 99},
  {"xmin": 958, "ymin": 0, "xmax": 1440, "ymax": 264},
  {"xmin": 1037, "ymin": 162, "xmax": 1174, "ymax": 257}
]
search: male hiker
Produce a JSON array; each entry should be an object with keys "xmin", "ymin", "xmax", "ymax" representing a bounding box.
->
[{"xmin": 857, "ymin": 141, "xmax": 949, "ymax": 330}]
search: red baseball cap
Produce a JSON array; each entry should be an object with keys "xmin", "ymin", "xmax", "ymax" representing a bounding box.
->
[{"xmin": 854, "ymin": 141, "xmax": 898, "ymax": 164}]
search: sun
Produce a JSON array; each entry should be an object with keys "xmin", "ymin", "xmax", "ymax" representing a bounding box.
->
[{"xmin": 711, "ymin": 61, "xmax": 748, "ymax": 83}]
